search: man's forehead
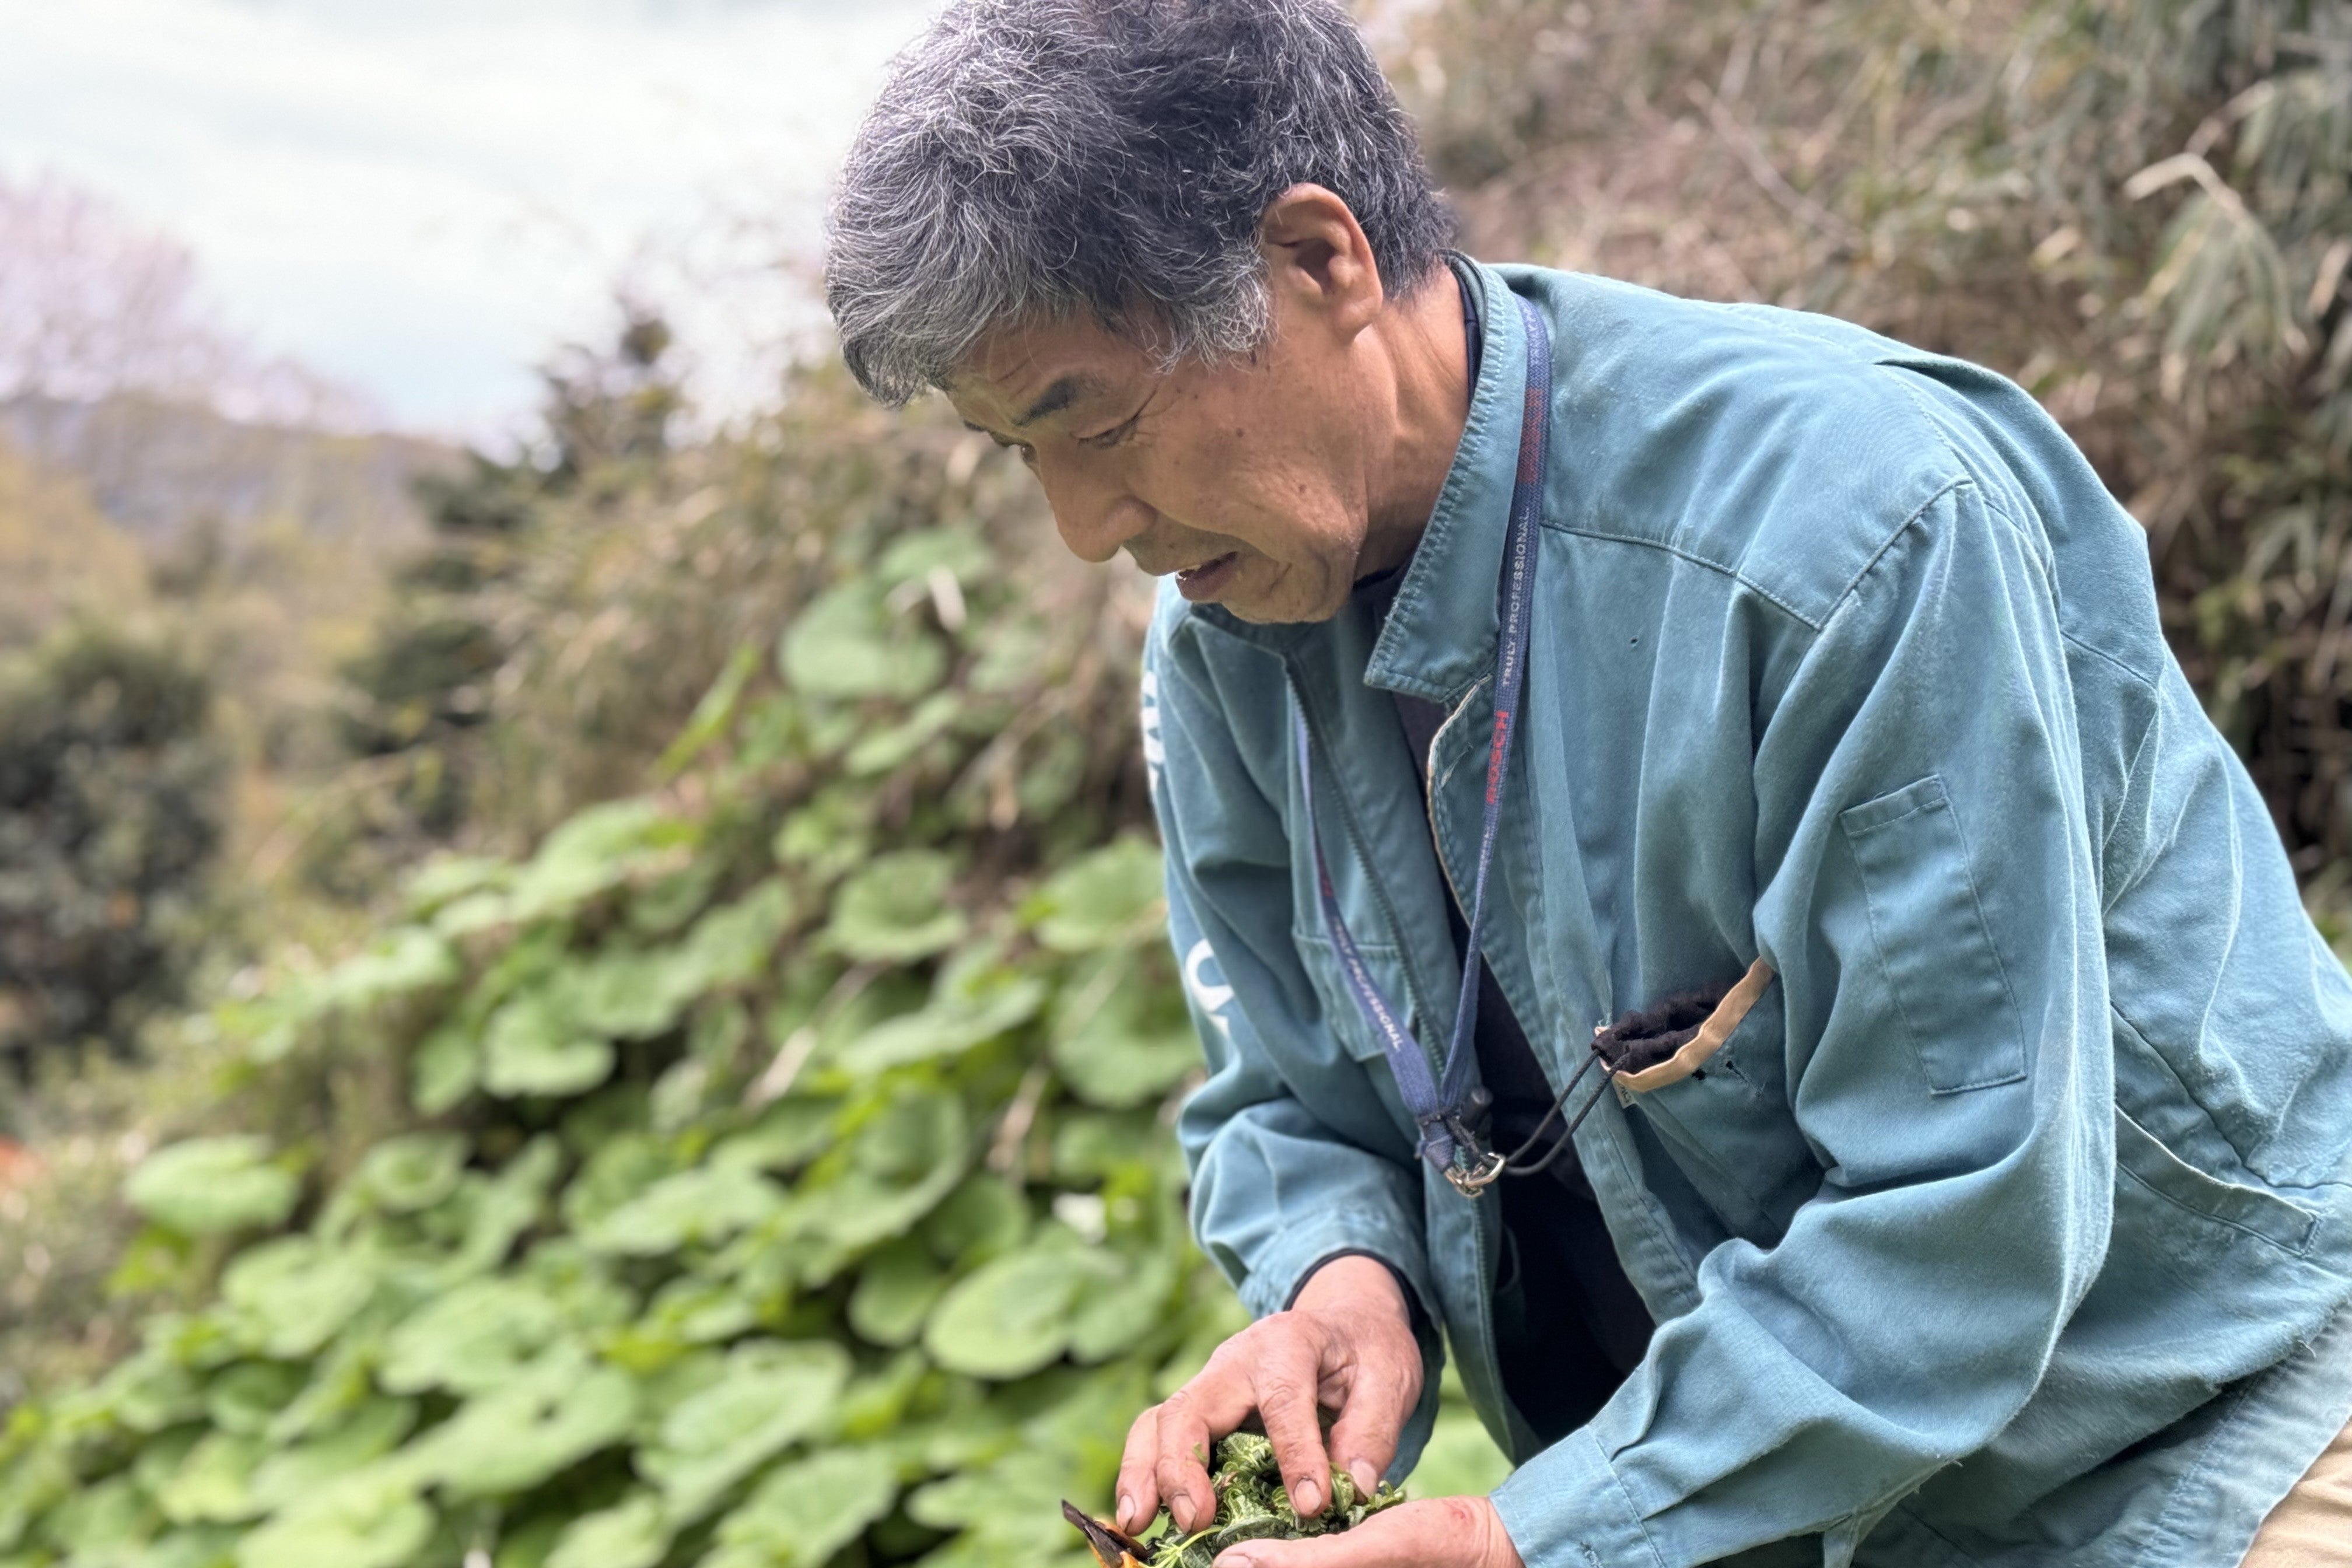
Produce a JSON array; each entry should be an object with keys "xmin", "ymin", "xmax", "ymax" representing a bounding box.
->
[{"xmin": 951, "ymin": 317, "xmax": 1142, "ymax": 425}]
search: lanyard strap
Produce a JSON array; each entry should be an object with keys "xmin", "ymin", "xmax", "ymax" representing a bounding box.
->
[{"xmin": 1295, "ymin": 294, "xmax": 1553, "ymax": 1194}]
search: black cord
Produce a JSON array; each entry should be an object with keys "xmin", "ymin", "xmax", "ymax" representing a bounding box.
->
[{"xmin": 1497, "ymin": 1038, "xmax": 1617, "ymax": 1180}]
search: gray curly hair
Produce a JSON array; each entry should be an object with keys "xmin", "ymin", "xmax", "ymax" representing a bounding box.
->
[{"xmin": 824, "ymin": 0, "xmax": 1455, "ymax": 405}]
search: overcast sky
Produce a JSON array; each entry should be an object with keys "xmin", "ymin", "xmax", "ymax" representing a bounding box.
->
[{"xmin": 0, "ymin": 0, "xmax": 937, "ymax": 437}]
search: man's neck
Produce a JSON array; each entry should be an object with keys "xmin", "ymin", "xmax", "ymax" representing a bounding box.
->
[{"xmin": 1356, "ymin": 263, "xmax": 1475, "ymax": 581}]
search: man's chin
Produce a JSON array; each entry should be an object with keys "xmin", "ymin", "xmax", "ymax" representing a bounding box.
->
[{"xmin": 1199, "ymin": 566, "xmax": 1348, "ymax": 626}]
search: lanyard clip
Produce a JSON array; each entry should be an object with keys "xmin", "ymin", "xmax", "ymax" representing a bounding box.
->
[{"xmin": 1444, "ymin": 1147, "xmax": 1508, "ymax": 1197}]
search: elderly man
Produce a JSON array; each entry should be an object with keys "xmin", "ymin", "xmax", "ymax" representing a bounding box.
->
[{"xmin": 823, "ymin": 2, "xmax": 2352, "ymax": 1564}]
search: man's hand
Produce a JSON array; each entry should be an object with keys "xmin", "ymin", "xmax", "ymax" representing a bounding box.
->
[
  {"xmin": 1115, "ymin": 1255, "xmax": 1423, "ymax": 1536},
  {"xmin": 1212, "ymin": 1497, "xmax": 1524, "ymax": 1568}
]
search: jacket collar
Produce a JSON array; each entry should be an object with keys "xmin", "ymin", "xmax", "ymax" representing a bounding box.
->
[{"xmin": 1196, "ymin": 258, "xmax": 1530, "ymax": 708}]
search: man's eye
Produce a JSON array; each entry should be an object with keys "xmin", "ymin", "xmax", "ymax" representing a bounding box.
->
[
  {"xmin": 990, "ymin": 436, "xmax": 1037, "ymax": 464},
  {"xmin": 1077, "ymin": 411, "xmax": 1143, "ymax": 450}
]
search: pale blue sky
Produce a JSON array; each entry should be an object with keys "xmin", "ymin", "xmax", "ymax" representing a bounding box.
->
[{"xmin": 0, "ymin": 0, "xmax": 937, "ymax": 436}]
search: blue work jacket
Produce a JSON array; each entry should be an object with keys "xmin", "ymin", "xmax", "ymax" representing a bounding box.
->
[{"xmin": 1141, "ymin": 260, "xmax": 2352, "ymax": 1568}]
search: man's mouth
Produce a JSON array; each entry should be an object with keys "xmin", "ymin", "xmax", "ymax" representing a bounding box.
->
[{"xmin": 1174, "ymin": 552, "xmax": 1240, "ymax": 602}]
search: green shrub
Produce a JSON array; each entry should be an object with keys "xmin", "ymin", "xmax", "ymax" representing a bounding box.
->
[{"xmin": 0, "ymin": 625, "xmax": 226, "ymax": 1074}]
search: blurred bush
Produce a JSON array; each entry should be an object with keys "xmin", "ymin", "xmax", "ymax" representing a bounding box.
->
[{"xmin": 0, "ymin": 625, "xmax": 227, "ymax": 1077}]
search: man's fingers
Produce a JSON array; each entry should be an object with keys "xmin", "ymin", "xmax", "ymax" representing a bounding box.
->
[
  {"xmin": 1116, "ymin": 1404, "xmax": 1163, "ymax": 1535},
  {"xmin": 1153, "ymin": 1377, "xmax": 1231, "ymax": 1533},
  {"xmin": 1249, "ymin": 1332, "xmax": 1337, "ymax": 1518},
  {"xmin": 1210, "ymin": 1497, "xmax": 1520, "ymax": 1568},
  {"xmin": 1322, "ymin": 1342, "xmax": 1419, "ymax": 1498}
]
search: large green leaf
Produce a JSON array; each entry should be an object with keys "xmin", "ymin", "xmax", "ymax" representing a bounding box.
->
[
  {"xmin": 219, "ymin": 1240, "xmax": 378, "ymax": 1360},
  {"xmin": 378, "ymin": 1276, "xmax": 568, "ymax": 1395},
  {"xmin": 923, "ymin": 1243, "xmax": 1096, "ymax": 1380},
  {"xmin": 481, "ymin": 989, "xmax": 615, "ymax": 1099},
  {"xmin": 834, "ymin": 974, "xmax": 1045, "ymax": 1074},
  {"xmin": 125, "ymin": 1138, "xmax": 300, "ymax": 1237},
  {"xmin": 501, "ymin": 799, "xmax": 691, "ymax": 925},
  {"xmin": 638, "ymin": 1340, "xmax": 850, "ymax": 1524},
  {"xmin": 346, "ymin": 1132, "xmax": 470, "ymax": 1216},
  {"xmin": 582, "ymin": 1165, "xmax": 787, "ymax": 1258},
  {"xmin": 544, "ymin": 1492, "xmax": 670, "ymax": 1568},
  {"xmin": 846, "ymin": 1237, "xmax": 947, "ymax": 1348},
  {"xmin": 248, "ymin": 1399, "xmax": 416, "ymax": 1513},
  {"xmin": 233, "ymin": 1467, "xmax": 430, "ymax": 1568},
  {"xmin": 826, "ymin": 849, "xmax": 967, "ymax": 962},
  {"xmin": 780, "ymin": 582, "xmax": 947, "ymax": 702},
  {"xmin": 152, "ymin": 1431, "xmax": 264, "ymax": 1525},
  {"xmin": 704, "ymin": 1446, "xmax": 898, "ymax": 1568},
  {"xmin": 1050, "ymin": 971, "xmax": 1202, "ymax": 1111},
  {"xmin": 1026, "ymin": 837, "xmax": 1167, "ymax": 952},
  {"xmin": 405, "ymin": 1350, "xmax": 640, "ymax": 1499}
]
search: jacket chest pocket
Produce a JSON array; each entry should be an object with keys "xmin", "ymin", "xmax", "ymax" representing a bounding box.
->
[
  {"xmin": 1290, "ymin": 932, "xmax": 1433, "ymax": 1068},
  {"xmin": 1622, "ymin": 975, "xmax": 1823, "ymax": 1243}
]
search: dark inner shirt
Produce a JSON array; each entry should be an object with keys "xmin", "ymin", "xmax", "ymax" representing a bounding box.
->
[{"xmin": 1354, "ymin": 257, "xmax": 1653, "ymax": 1446}]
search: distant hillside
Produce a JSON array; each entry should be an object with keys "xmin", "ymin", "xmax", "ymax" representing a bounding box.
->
[{"xmin": 0, "ymin": 393, "xmax": 453, "ymax": 550}]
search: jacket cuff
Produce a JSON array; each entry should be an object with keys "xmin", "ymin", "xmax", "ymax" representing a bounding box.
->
[
  {"xmin": 1492, "ymin": 1426, "xmax": 1665, "ymax": 1568},
  {"xmin": 1234, "ymin": 1212, "xmax": 1437, "ymax": 1324}
]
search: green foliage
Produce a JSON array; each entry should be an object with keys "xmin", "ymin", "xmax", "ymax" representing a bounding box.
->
[
  {"xmin": 0, "ymin": 623, "xmax": 228, "ymax": 1072},
  {"xmin": 1411, "ymin": 0, "xmax": 2352, "ymax": 869},
  {"xmin": 0, "ymin": 398, "xmax": 1305, "ymax": 1566}
]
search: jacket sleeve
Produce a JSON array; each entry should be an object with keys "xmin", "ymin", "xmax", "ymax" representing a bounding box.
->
[
  {"xmin": 1492, "ymin": 480, "xmax": 2116, "ymax": 1567},
  {"xmin": 1144, "ymin": 611, "xmax": 1446, "ymax": 1446}
]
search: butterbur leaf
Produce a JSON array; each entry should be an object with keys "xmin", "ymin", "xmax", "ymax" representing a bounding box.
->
[
  {"xmin": 827, "ymin": 849, "xmax": 967, "ymax": 961},
  {"xmin": 249, "ymin": 1398, "xmax": 416, "ymax": 1512},
  {"xmin": 582, "ymin": 1165, "xmax": 786, "ymax": 1257},
  {"xmin": 1027, "ymin": 838, "xmax": 1166, "ymax": 952},
  {"xmin": 639, "ymin": 1340, "xmax": 850, "ymax": 1524},
  {"xmin": 91, "ymin": 1350, "xmax": 206, "ymax": 1433},
  {"xmin": 836, "ymin": 974, "xmax": 1045, "ymax": 1074},
  {"xmin": 220, "ymin": 1239, "xmax": 377, "ymax": 1360},
  {"xmin": 44, "ymin": 1474, "xmax": 153, "ymax": 1555},
  {"xmin": 710, "ymin": 1098, "xmax": 837, "ymax": 1175},
  {"xmin": 349, "ymin": 1132, "xmax": 469, "ymax": 1214},
  {"xmin": 410, "ymin": 1022, "xmax": 479, "ymax": 1115},
  {"xmin": 126, "ymin": 1138, "xmax": 300, "ymax": 1237},
  {"xmin": 782, "ymin": 582, "xmax": 947, "ymax": 701},
  {"xmin": 1052, "ymin": 956, "xmax": 1201, "ymax": 1109},
  {"xmin": 203, "ymin": 1362, "xmax": 306, "ymax": 1436},
  {"xmin": 304, "ymin": 929, "xmax": 461, "ymax": 1016},
  {"xmin": 136, "ymin": 1524, "xmax": 242, "ymax": 1568},
  {"xmin": 378, "ymin": 1276, "xmax": 566, "ymax": 1395},
  {"xmin": 481, "ymin": 990, "xmax": 614, "ymax": 1099},
  {"xmin": 921, "ymin": 1175, "xmax": 1031, "ymax": 1266},
  {"xmin": 1069, "ymin": 1251, "xmax": 1180, "ymax": 1364},
  {"xmin": 233, "ymin": 1466, "xmax": 432, "ymax": 1568},
  {"xmin": 405, "ymin": 1350, "xmax": 639, "ymax": 1498},
  {"xmin": 545, "ymin": 1492, "xmax": 670, "ymax": 1568},
  {"xmin": 848, "ymin": 1237, "xmax": 948, "ymax": 1348},
  {"xmin": 153, "ymin": 1431, "xmax": 265, "ymax": 1525},
  {"xmin": 503, "ymin": 799, "xmax": 688, "ymax": 924},
  {"xmin": 704, "ymin": 1447, "xmax": 898, "ymax": 1568},
  {"xmin": 923, "ymin": 1244, "xmax": 1094, "ymax": 1379}
]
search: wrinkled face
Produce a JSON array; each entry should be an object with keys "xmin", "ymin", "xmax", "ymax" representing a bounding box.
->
[{"xmin": 947, "ymin": 300, "xmax": 1380, "ymax": 625}]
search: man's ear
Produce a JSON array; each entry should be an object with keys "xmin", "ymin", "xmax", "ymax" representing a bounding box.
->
[{"xmin": 1258, "ymin": 184, "xmax": 1385, "ymax": 339}]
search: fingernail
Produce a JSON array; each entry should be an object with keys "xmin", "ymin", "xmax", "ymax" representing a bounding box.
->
[
  {"xmin": 1349, "ymin": 1460, "xmax": 1378, "ymax": 1497},
  {"xmin": 1214, "ymin": 1555, "xmax": 1255, "ymax": 1568},
  {"xmin": 1293, "ymin": 1477, "xmax": 1322, "ymax": 1515},
  {"xmin": 1117, "ymin": 1494, "xmax": 1138, "ymax": 1532}
]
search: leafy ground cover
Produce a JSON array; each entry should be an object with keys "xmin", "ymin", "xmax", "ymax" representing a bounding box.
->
[{"xmin": 0, "ymin": 394, "xmax": 1504, "ymax": 1566}]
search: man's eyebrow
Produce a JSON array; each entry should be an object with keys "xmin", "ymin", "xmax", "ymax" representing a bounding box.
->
[{"xmin": 1013, "ymin": 374, "xmax": 1102, "ymax": 428}]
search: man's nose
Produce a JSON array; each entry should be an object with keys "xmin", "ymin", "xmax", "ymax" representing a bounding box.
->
[{"xmin": 1037, "ymin": 459, "xmax": 1153, "ymax": 565}]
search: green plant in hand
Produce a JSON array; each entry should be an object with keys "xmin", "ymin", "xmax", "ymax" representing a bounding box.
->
[{"xmin": 1069, "ymin": 1433, "xmax": 1404, "ymax": 1568}]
